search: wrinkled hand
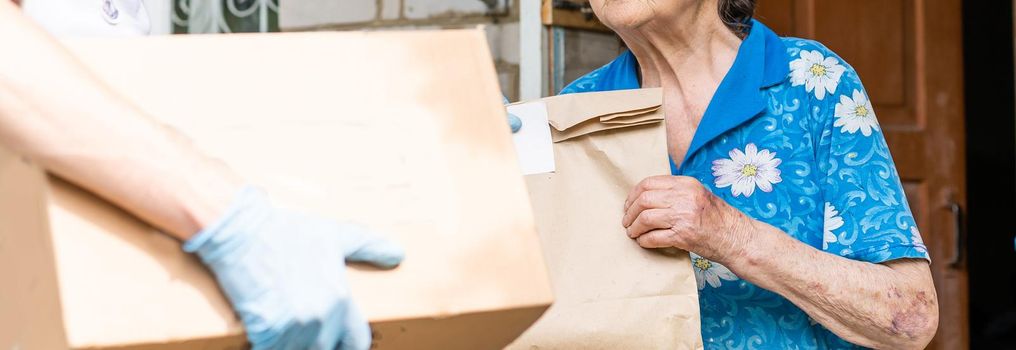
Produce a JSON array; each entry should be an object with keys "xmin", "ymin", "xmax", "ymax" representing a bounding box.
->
[
  {"xmin": 622, "ymin": 175, "xmax": 753, "ymax": 262},
  {"xmin": 184, "ymin": 187, "xmax": 405, "ymax": 350}
]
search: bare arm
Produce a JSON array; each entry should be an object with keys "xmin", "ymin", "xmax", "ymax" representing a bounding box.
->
[
  {"xmin": 0, "ymin": 7, "xmax": 413, "ymax": 347},
  {"xmin": 0, "ymin": 1, "xmax": 239, "ymax": 239},
  {"xmin": 623, "ymin": 175, "xmax": 939, "ymax": 350},
  {"xmin": 728, "ymin": 217, "xmax": 938, "ymax": 349}
]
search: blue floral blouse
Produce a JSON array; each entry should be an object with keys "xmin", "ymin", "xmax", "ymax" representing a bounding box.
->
[{"xmin": 561, "ymin": 20, "xmax": 931, "ymax": 349}]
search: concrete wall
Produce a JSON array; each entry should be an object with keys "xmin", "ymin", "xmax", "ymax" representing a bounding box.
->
[
  {"xmin": 280, "ymin": 0, "xmax": 522, "ymax": 100},
  {"xmin": 553, "ymin": 28, "xmax": 621, "ymax": 94}
]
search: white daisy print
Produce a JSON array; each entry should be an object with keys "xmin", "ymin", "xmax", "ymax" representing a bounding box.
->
[
  {"xmin": 834, "ymin": 89, "xmax": 880, "ymax": 136},
  {"xmin": 789, "ymin": 50, "xmax": 846, "ymax": 100},
  {"xmin": 823, "ymin": 202, "xmax": 844, "ymax": 250},
  {"xmin": 690, "ymin": 253, "xmax": 738, "ymax": 290},
  {"xmin": 711, "ymin": 143, "xmax": 783, "ymax": 197},
  {"xmin": 911, "ymin": 226, "xmax": 928, "ymax": 253}
]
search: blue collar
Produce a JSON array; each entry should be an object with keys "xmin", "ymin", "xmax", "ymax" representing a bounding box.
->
[{"xmin": 671, "ymin": 19, "xmax": 789, "ymax": 174}]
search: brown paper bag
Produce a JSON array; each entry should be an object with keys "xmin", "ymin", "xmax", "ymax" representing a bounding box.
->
[{"xmin": 511, "ymin": 88, "xmax": 703, "ymax": 349}]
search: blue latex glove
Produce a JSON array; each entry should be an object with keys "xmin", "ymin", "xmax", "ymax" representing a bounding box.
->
[
  {"xmin": 503, "ymin": 95, "xmax": 522, "ymax": 133},
  {"xmin": 184, "ymin": 187, "xmax": 404, "ymax": 350},
  {"xmin": 507, "ymin": 113, "xmax": 523, "ymax": 133}
]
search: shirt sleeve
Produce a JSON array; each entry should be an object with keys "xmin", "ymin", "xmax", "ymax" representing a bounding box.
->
[{"xmin": 809, "ymin": 47, "xmax": 931, "ymax": 264}]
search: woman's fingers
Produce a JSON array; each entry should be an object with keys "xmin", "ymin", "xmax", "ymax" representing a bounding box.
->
[
  {"xmin": 622, "ymin": 189, "xmax": 676, "ymax": 227},
  {"xmin": 621, "ymin": 176, "xmax": 705, "ymax": 249},
  {"xmin": 625, "ymin": 208, "xmax": 674, "ymax": 239},
  {"xmin": 635, "ymin": 229, "xmax": 679, "ymax": 249},
  {"xmin": 623, "ymin": 175, "xmax": 677, "ymax": 212}
]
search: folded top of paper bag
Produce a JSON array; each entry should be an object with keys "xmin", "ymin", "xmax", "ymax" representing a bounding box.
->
[{"xmin": 542, "ymin": 89, "xmax": 663, "ymax": 142}]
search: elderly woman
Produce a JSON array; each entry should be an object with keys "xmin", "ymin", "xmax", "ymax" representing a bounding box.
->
[{"xmin": 561, "ymin": 0, "xmax": 939, "ymax": 349}]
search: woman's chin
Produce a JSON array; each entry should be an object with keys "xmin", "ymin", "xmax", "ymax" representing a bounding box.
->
[{"xmin": 592, "ymin": 0, "xmax": 658, "ymax": 30}]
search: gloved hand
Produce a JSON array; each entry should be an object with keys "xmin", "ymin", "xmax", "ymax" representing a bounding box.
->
[
  {"xmin": 507, "ymin": 112, "xmax": 523, "ymax": 133},
  {"xmin": 503, "ymin": 95, "xmax": 522, "ymax": 133},
  {"xmin": 184, "ymin": 187, "xmax": 404, "ymax": 350}
]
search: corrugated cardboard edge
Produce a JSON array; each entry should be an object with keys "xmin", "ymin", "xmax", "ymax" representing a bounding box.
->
[
  {"xmin": 67, "ymin": 305, "xmax": 550, "ymax": 350},
  {"xmin": 371, "ymin": 304, "xmax": 549, "ymax": 350},
  {"xmin": 0, "ymin": 148, "xmax": 71, "ymax": 349},
  {"xmin": 76, "ymin": 334, "xmax": 247, "ymax": 350}
]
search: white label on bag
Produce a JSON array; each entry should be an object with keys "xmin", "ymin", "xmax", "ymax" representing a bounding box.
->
[{"xmin": 508, "ymin": 101, "xmax": 556, "ymax": 175}]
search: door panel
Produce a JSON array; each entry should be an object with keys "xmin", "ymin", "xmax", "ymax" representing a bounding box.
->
[
  {"xmin": 813, "ymin": 1, "xmax": 910, "ymax": 109},
  {"xmin": 758, "ymin": 1, "xmax": 969, "ymax": 349}
]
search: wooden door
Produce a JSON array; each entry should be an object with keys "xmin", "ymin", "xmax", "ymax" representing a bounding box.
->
[{"xmin": 757, "ymin": 0, "xmax": 969, "ymax": 349}]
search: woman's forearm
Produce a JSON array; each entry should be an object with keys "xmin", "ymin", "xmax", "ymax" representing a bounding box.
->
[
  {"xmin": 0, "ymin": 2, "xmax": 240, "ymax": 239},
  {"xmin": 724, "ymin": 218, "xmax": 938, "ymax": 349}
]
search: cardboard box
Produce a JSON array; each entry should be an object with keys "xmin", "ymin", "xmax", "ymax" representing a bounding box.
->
[{"xmin": 0, "ymin": 30, "xmax": 552, "ymax": 349}]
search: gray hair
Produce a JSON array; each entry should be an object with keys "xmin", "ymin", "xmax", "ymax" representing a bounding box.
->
[{"xmin": 719, "ymin": 0, "xmax": 756, "ymax": 38}]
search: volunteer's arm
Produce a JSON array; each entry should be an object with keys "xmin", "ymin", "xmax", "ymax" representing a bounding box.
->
[
  {"xmin": 0, "ymin": 4, "xmax": 402, "ymax": 349},
  {"xmin": 0, "ymin": 1, "xmax": 234, "ymax": 238},
  {"xmin": 621, "ymin": 176, "xmax": 938, "ymax": 350}
]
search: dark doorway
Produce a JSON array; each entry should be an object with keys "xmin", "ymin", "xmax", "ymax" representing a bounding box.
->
[{"xmin": 962, "ymin": 1, "xmax": 1016, "ymax": 348}]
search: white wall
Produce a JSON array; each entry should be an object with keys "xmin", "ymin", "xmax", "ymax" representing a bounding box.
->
[
  {"xmin": 143, "ymin": 0, "xmax": 172, "ymax": 35},
  {"xmin": 280, "ymin": 0, "xmax": 521, "ymax": 100}
]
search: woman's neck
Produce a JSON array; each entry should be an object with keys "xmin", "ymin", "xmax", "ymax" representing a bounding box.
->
[{"xmin": 614, "ymin": 2, "xmax": 742, "ymax": 92}]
